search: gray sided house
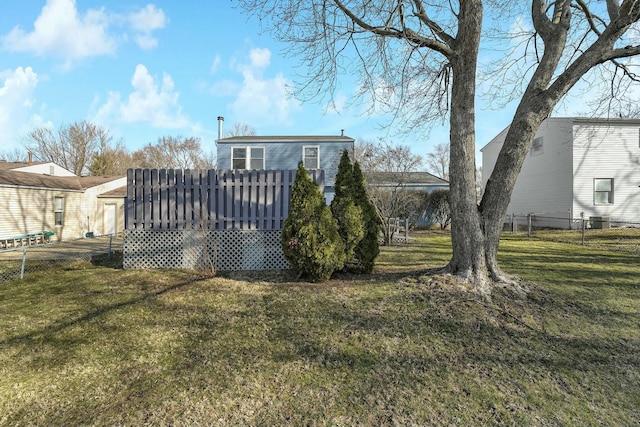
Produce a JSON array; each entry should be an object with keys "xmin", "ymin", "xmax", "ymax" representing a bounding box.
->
[
  {"xmin": 365, "ymin": 171, "xmax": 450, "ymax": 226},
  {"xmin": 365, "ymin": 171, "xmax": 450, "ymax": 192},
  {"xmin": 481, "ymin": 117, "xmax": 640, "ymax": 229},
  {"xmin": 216, "ymin": 134, "xmax": 355, "ymax": 203}
]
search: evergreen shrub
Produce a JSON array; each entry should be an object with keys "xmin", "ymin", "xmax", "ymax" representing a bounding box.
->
[
  {"xmin": 282, "ymin": 163, "xmax": 345, "ymax": 281},
  {"xmin": 351, "ymin": 161, "xmax": 380, "ymax": 273},
  {"xmin": 330, "ymin": 150, "xmax": 365, "ymax": 269}
]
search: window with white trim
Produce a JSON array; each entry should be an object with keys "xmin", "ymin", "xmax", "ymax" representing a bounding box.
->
[
  {"xmin": 594, "ymin": 178, "xmax": 614, "ymax": 205},
  {"xmin": 303, "ymin": 146, "xmax": 319, "ymax": 169},
  {"xmin": 232, "ymin": 147, "xmax": 265, "ymax": 169},
  {"xmin": 54, "ymin": 196, "xmax": 64, "ymax": 226}
]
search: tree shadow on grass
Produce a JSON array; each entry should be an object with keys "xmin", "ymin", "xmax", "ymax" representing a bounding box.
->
[{"xmin": 0, "ymin": 275, "xmax": 202, "ymax": 347}]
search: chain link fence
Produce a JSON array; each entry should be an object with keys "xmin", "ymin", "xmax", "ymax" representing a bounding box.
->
[
  {"xmin": 0, "ymin": 234, "xmax": 124, "ymax": 284},
  {"xmin": 504, "ymin": 213, "xmax": 640, "ymax": 254}
]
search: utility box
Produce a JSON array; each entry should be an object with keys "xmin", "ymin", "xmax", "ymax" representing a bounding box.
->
[{"xmin": 590, "ymin": 216, "xmax": 610, "ymax": 229}]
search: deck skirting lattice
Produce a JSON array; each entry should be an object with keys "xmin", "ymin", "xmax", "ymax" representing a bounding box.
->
[{"xmin": 123, "ymin": 229, "xmax": 289, "ymax": 271}]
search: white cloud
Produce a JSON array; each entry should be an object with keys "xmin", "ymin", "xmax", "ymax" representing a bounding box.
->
[
  {"xmin": 95, "ymin": 64, "xmax": 190, "ymax": 129},
  {"xmin": 228, "ymin": 48, "xmax": 300, "ymax": 127},
  {"xmin": 1, "ymin": 0, "xmax": 167, "ymax": 65},
  {"xmin": 128, "ymin": 4, "xmax": 166, "ymax": 50},
  {"xmin": 249, "ymin": 48, "xmax": 271, "ymax": 69},
  {"xmin": 1, "ymin": 0, "xmax": 115, "ymax": 63},
  {"xmin": 0, "ymin": 67, "xmax": 44, "ymax": 148}
]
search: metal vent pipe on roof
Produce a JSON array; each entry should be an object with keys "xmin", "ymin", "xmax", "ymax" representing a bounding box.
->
[{"xmin": 217, "ymin": 116, "xmax": 224, "ymax": 139}]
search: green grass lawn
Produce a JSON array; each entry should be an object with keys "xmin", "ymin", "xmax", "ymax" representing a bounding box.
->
[{"xmin": 0, "ymin": 232, "xmax": 638, "ymax": 426}]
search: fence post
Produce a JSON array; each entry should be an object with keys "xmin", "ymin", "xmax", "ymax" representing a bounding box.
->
[
  {"xmin": 20, "ymin": 247, "xmax": 27, "ymax": 280},
  {"xmin": 108, "ymin": 235, "xmax": 113, "ymax": 256},
  {"xmin": 581, "ymin": 212, "xmax": 585, "ymax": 245},
  {"xmin": 405, "ymin": 218, "xmax": 409, "ymax": 242},
  {"xmin": 527, "ymin": 213, "xmax": 532, "ymax": 237}
]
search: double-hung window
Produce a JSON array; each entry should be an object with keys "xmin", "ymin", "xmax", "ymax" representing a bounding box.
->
[
  {"xmin": 54, "ymin": 196, "xmax": 64, "ymax": 226},
  {"xmin": 303, "ymin": 146, "xmax": 320, "ymax": 169},
  {"xmin": 232, "ymin": 147, "xmax": 265, "ymax": 169},
  {"xmin": 594, "ymin": 178, "xmax": 614, "ymax": 204}
]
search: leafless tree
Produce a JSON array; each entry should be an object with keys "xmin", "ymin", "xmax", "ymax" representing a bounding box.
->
[
  {"xmin": 0, "ymin": 148, "xmax": 28, "ymax": 162},
  {"xmin": 426, "ymin": 143, "xmax": 449, "ymax": 180},
  {"xmin": 131, "ymin": 136, "xmax": 215, "ymax": 169},
  {"xmin": 227, "ymin": 122, "xmax": 257, "ymax": 137},
  {"xmin": 25, "ymin": 121, "xmax": 111, "ymax": 175},
  {"xmin": 238, "ymin": 0, "xmax": 640, "ymax": 295},
  {"xmin": 354, "ymin": 140, "xmax": 426, "ymax": 244}
]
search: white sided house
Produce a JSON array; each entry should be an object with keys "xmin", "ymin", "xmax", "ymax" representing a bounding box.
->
[
  {"xmin": 0, "ymin": 161, "xmax": 126, "ymax": 244},
  {"xmin": 481, "ymin": 117, "xmax": 640, "ymax": 229}
]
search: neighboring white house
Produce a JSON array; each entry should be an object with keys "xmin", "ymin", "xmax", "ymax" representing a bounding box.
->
[
  {"xmin": 481, "ymin": 117, "xmax": 640, "ymax": 229},
  {"xmin": 0, "ymin": 160, "xmax": 126, "ymax": 242}
]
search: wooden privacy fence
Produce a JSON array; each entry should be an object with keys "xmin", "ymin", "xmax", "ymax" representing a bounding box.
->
[{"xmin": 125, "ymin": 168, "xmax": 325, "ymax": 231}]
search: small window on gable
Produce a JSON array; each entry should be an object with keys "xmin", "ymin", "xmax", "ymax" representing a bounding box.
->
[
  {"xmin": 303, "ymin": 146, "xmax": 319, "ymax": 169},
  {"xmin": 49, "ymin": 165, "xmax": 55, "ymax": 175},
  {"xmin": 530, "ymin": 137, "xmax": 543, "ymax": 156},
  {"xmin": 232, "ymin": 147, "xmax": 265, "ymax": 169},
  {"xmin": 54, "ymin": 196, "xmax": 64, "ymax": 226},
  {"xmin": 594, "ymin": 178, "xmax": 614, "ymax": 205}
]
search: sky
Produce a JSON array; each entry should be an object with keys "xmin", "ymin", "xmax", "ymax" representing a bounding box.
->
[{"xmin": 0, "ymin": 1, "xmax": 635, "ymax": 167}]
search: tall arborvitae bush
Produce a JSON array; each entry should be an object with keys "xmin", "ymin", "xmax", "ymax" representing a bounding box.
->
[
  {"xmin": 330, "ymin": 150, "xmax": 364, "ymax": 270},
  {"xmin": 282, "ymin": 163, "xmax": 345, "ymax": 281},
  {"xmin": 352, "ymin": 161, "xmax": 380, "ymax": 273}
]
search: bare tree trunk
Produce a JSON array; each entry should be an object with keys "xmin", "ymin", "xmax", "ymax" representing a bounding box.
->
[{"xmin": 444, "ymin": 0, "xmax": 492, "ymax": 295}]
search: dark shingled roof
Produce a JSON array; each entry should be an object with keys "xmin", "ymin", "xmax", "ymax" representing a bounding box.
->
[
  {"xmin": 0, "ymin": 170, "xmax": 84, "ymax": 190},
  {"xmin": 77, "ymin": 175, "xmax": 125, "ymax": 189},
  {"xmin": 0, "ymin": 170, "xmax": 125, "ymax": 191},
  {"xmin": 98, "ymin": 185, "xmax": 127, "ymax": 198},
  {"xmin": 216, "ymin": 135, "xmax": 355, "ymax": 143}
]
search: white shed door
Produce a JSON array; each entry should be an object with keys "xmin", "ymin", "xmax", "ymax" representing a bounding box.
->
[{"xmin": 104, "ymin": 204, "xmax": 117, "ymax": 235}]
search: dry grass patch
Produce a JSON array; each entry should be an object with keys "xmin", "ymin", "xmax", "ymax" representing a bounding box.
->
[{"xmin": 0, "ymin": 232, "xmax": 639, "ymax": 425}]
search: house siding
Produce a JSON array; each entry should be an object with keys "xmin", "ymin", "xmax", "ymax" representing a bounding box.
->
[
  {"xmin": 482, "ymin": 118, "xmax": 574, "ymax": 217},
  {"xmin": 482, "ymin": 117, "xmax": 640, "ymax": 228},
  {"xmin": 11, "ymin": 162, "xmax": 76, "ymax": 176},
  {"xmin": 572, "ymin": 121, "xmax": 640, "ymax": 224},
  {"xmin": 0, "ymin": 176, "xmax": 126, "ymax": 242},
  {"xmin": 0, "ymin": 186, "xmax": 85, "ymax": 241},
  {"xmin": 217, "ymin": 139, "xmax": 353, "ymax": 202}
]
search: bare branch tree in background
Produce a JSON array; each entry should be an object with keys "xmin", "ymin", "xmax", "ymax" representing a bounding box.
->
[
  {"xmin": 238, "ymin": 0, "xmax": 640, "ymax": 295},
  {"xmin": 227, "ymin": 122, "xmax": 257, "ymax": 137},
  {"xmin": 426, "ymin": 143, "xmax": 450, "ymax": 181},
  {"xmin": 131, "ymin": 136, "xmax": 215, "ymax": 169},
  {"xmin": 354, "ymin": 140, "xmax": 425, "ymax": 244},
  {"xmin": 25, "ymin": 121, "xmax": 110, "ymax": 175},
  {"xmin": 0, "ymin": 148, "xmax": 28, "ymax": 162}
]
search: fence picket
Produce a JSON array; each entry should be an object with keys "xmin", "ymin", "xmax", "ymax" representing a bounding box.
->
[
  {"xmin": 168, "ymin": 169, "xmax": 176, "ymax": 229},
  {"xmin": 126, "ymin": 168, "xmax": 323, "ymax": 230}
]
